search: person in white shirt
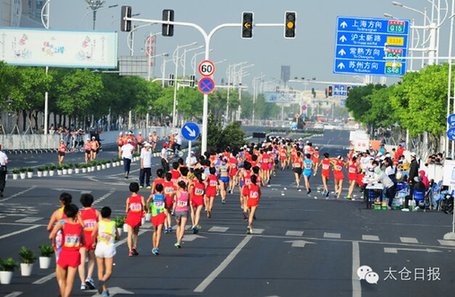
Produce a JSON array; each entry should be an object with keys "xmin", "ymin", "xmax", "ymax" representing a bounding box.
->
[
  {"xmin": 121, "ymin": 139, "xmax": 135, "ymax": 178},
  {"xmin": 139, "ymin": 142, "xmax": 152, "ymax": 188},
  {"xmin": 186, "ymin": 151, "xmax": 197, "ymax": 168},
  {"xmin": 0, "ymin": 144, "xmax": 8, "ymax": 197}
]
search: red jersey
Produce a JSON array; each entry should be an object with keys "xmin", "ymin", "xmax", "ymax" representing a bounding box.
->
[
  {"xmin": 170, "ymin": 169, "xmax": 180, "ymax": 184},
  {"xmin": 205, "ymin": 174, "xmax": 218, "ymax": 197},
  {"xmin": 333, "ymin": 160, "xmax": 344, "ymax": 180},
  {"xmin": 321, "ymin": 158, "xmax": 331, "ymax": 178},
  {"xmin": 312, "ymin": 151, "xmax": 320, "ymax": 163},
  {"xmin": 153, "ymin": 177, "xmax": 165, "ymax": 193},
  {"xmin": 247, "ymin": 183, "xmax": 260, "ymax": 207},
  {"xmin": 61, "ymin": 222, "xmax": 83, "ymax": 252},
  {"xmin": 80, "ymin": 208, "xmax": 98, "ymax": 250}
]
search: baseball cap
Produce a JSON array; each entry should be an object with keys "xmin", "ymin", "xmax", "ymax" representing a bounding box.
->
[{"xmin": 410, "ymin": 152, "xmax": 416, "ymax": 157}]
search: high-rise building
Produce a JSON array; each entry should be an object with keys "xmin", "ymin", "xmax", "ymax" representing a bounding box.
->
[
  {"xmin": 0, "ymin": 0, "xmax": 44, "ymax": 27},
  {"xmin": 281, "ymin": 65, "xmax": 290, "ymax": 87}
]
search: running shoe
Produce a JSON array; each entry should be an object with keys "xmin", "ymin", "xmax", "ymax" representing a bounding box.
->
[
  {"xmin": 152, "ymin": 248, "xmax": 159, "ymax": 255},
  {"xmin": 128, "ymin": 251, "xmax": 133, "ymax": 257},
  {"xmin": 346, "ymin": 196, "xmax": 351, "ymax": 200},
  {"xmin": 85, "ymin": 278, "xmax": 96, "ymax": 290},
  {"xmin": 132, "ymin": 248, "xmax": 139, "ymax": 256},
  {"xmin": 139, "ymin": 185, "xmax": 144, "ymax": 189},
  {"xmin": 101, "ymin": 290, "xmax": 110, "ymax": 297},
  {"xmin": 146, "ymin": 186, "xmax": 151, "ymax": 189},
  {"xmin": 80, "ymin": 284, "xmax": 87, "ymax": 290},
  {"xmin": 164, "ymin": 228, "xmax": 169, "ymax": 234},
  {"xmin": 307, "ymin": 188, "xmax": 312, "ymax": 195},
  {"xmin": 325, "ymin": 191, "xmax": 330, "ymax": 198},
  {"xmin": 174, "ymin": 242, "xmax": 181, "ymax": 248},
  {"xmin": 222, "ymin": 199, "xmax": 226, "ymax": 204},
  {"xmin": 192, "ymin": 226, "xmax": 198, "ymax": 234}
]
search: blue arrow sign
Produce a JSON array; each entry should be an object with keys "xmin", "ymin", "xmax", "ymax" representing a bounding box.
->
[
  {"xmin": 448, "ymin": 114, "xmax": 455, "ymax": 126},
  {"xmin": 181, "ymin": 122, "xmax": 200, "ymax": 141},
  {"xmin": 334, "ymin": 16, "xmax": 409, "ymax": 77}
]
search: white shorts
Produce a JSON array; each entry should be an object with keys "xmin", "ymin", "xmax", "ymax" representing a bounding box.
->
[{"xmin": 95, "ymin": 242, "xmax": 116, "ymax": 258}]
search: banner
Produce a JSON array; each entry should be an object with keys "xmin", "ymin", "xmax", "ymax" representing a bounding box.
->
[
  {"xmin": 264, "ymin": 91, "xmax": 296, "ymax": 104},
  {"xmin": 0, "ymin": 27, "xmax": 117, "ymax": 68}
]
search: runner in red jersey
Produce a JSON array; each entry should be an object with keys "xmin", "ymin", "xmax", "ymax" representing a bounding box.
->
[
  {"xmin": 228, "ymin": 155, "xmax": 239, "ymax": 194},
  {"xmin": 162, "ymin": 172, "xmax": 176, "ymax": 233},
  {"xmin": 78, "ymin": 194, "xmax": 99, "ymax": 290},
  {"xmin": 312, "ymin": 147, "xmax": 320, "ymax": 176},
  {"xmin": 189, "ymin": 172, "xmax": 205, "ymax": 233},
  {"xmin": 346, "ymin": 156, "xmax": 359, "ymax": 200},
  {"xmin": 117, "ymin": 132, "xmax": 124, "ymax": 159},
  {"xmin": 279, "ymin": 146, "xmax": 287, "ymax": 171},
  {"xmin": 331, "ymin": 156, "xmax": 345, "ymax": 199},
  {"xmin": 320, "ymin": 153, "xmax": 331, "ymax": 198},
  {"xmin": 125, "ymin": 182, "xmax": 145, "ymax": 257},
  {"xmin": 245, "ymin": 175, "xmax": 261, "ymax": 234},
  {"xmin": 50, "ymin": 204, "xmax": 84, "ymax": 297},
  {"xmin": 170, "ymin": 162, "xmax": 181, "ymax": 184},
  {"xmin": 292, "ymin": 151, "xmax": 304, "ymax": 190},
  {"xmin": 151, "ymin": 169, "xmax": 166, "ymax": 194},
  {"xmin": 204, "ymin": 167, "xmax": 218, "ymax": 218}
]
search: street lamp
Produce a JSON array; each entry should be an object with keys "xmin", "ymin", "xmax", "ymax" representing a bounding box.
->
[
  {"xmin": 172, "ymin": 42, "xmax": 198, "ymax": 129},
  {"xmin": 252, "ymin": 74, "xmax": 265, "ymax": 125},
  {"xmin": 180, "ymin": 45, "xmax": 204, "ymax": 77},
  {"xmin": 225, "ymin": 62, "xmax": 248, "ymax": 122},
  {"xmin": 85, "ymin": 1, "xmax": 119, "ymax": 30},
  {"xmin": 191, "ymin": 49, "xmax": 213, "ymax": 75}
]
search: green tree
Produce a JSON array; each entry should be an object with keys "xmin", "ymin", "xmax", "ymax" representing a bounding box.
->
[{"xmin": 345, "ymin": 84, "xmax": 386, "ymax": 123}]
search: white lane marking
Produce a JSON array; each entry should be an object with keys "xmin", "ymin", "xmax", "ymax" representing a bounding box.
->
[
  {"xmin": 35, "ymin": 230, "xmax": 148, "ymax": 285},
  {"xmin": 400, "ymin": 237, "xmax": 418, "ymax": 244},
  {"xmin": 284, "ymin": 240, "xmax": 315, "ymax": 248},
  {"xmin": 384, "ymin": 247, "xmax": 441, "ymax": 254},
  {"xmin": 4, "ymin": 292, "xmax": 23, "ymax": 297},
  {"xmin": 0, "ymin": 225, "xmax": 41, "ymax": 240},
  {"xmin": 438, "ymin": 239, "xmax": 455, "ymax": 246},
  {"xmin": 15, "ymin": 217, "xmax": 43, "ymax": 223},
  {"xmin": 324, "ymin": 232, "xmax": 341, "ymax": 239},
  {"xmin": 208, "ymin": 226, "xmax": 229, "ymax": 233},
  {"xmin": 0, "ymin": 186, "xmax": 37, "ymax": 202},
  {"xmin": 194, "ymin": 236, "xmax": 253, "ymax": 293},
  {"xmin": 53, "ymin": 188, "xmax": 92, "ymax": 193},
  {"xmin": 286, "ymin": 230, "xmax": 304, "ymax": 237},
  {"xmin": 352, "ymin": 241, "xmax": 361, "ymax": 297},
  {"xmin": 90, "ymin": 287, "xmax": 134, "ymax": 297},
  {"xmin": 93, "ymin": 190, "xmax": 115, "ymax": 206},
  {"xmin": 33, "ymin": 272, "xmax": 56, "ymax": 285},
  {"xmin": 362, "ymin": 235, "xmax": 379, "ymax": 241},
  {"xmin": 253, "ymin": 228, "xmax": 264, "ymax": 234}
]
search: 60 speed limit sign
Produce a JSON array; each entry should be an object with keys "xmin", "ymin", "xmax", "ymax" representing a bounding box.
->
[{"xmin": 198, "ymin": 60, "xmax": 216, "ymax": 76}]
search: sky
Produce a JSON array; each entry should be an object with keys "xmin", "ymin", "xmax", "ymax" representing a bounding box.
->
[{"xmin": 47, "ymin": 0, "xmax": 447, "ymax": 91}]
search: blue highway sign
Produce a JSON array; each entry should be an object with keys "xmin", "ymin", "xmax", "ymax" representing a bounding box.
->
[
  {"xmin": 181, "ymin": 122, "xmax": 200, "ymax": 141},
  {"xmin": 333, "ymin": 16, "xmax": 409, "ymax": 76},
  {"xmin": 333, "ymin": 84, "xmax": 347, "ymax": 96}
]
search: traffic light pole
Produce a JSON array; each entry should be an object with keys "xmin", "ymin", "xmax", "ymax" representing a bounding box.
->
[{"xmin": 123, "ymin": 15, "xmax": 284, "ymax": 154}]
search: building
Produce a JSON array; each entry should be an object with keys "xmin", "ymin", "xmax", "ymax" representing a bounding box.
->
[{"xmin": 0, "ymin": 0, "xmax": 44, "ymax": 27}]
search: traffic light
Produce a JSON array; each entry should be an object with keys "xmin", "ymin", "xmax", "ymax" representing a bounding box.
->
[
  {"xmin": 328, "ymin": 86, "xmax": 333, "ymax": 97},
  {"xmin": 242, "ymin": 12, "xmax": 253, "ymax": 39},
  {"xmin": 190, "ymin": 75, "xmax": 196, "ymax": 87},
  {"xmin": 169, "ymin": 74, "xmax": 175, "ymax": 86},
  {"xmin": 120, "ymin": 6, "xmax": 132, "ymax": 32},
  {"xmin": 311, "ymin": 87, "xmax": 316, "ymax": 98},
  {"xmin": 284, "ymin": 11, "xmax": 296, "ymax": 39},
  {"xmin": 162, "ymin": 9, "xmax": 174, "ymax": 37}
]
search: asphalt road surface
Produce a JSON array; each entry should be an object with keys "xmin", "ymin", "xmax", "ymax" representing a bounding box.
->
[{"xmin": 1, "ymin": 129, "xmax": 454, "ymax": 297}]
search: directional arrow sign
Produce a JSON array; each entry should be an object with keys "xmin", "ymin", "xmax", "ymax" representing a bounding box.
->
[
  {"xmin": 338, "ymin": 48, "xmax": 346, "ymax": 56},
  {"xmin": 285, "ymin": 240, "xmax": 316, "ymax": 248},
  {"xmin": 181, "ymin": 122, "xmax": 200, "ymax": 141},
  {"xmin": 91, "ymin": 287, "xmax": 134, "ymax": 297},
  {"xmin": 384, "ymin": 247, "xmax": 442, "ymax": 254},
  {"xmin": 337, "ymin": 62, "xmax": 345, "ymax": 70},
  {"xmin": 339, "ymin": 35, "xmax": 347, "ymax": 42},
  {"xmin": 340, "ymin": 21, "xmax": 348, "ymax": 29}
]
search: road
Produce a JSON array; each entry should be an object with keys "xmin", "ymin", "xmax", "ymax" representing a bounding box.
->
[{"xmin": 0, "ymin": 129, "xmax": 454, "ymax": 297}]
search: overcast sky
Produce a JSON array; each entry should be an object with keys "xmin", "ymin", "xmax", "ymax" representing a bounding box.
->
[{"xmin": 48, "ymin": 0, "xmax": 446, "ymax": 90}]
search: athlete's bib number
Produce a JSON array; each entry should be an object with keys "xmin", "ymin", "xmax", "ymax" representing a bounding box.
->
[
  {"xmin": 154, "ymin": 201, "xmax": 165, "ymax": 208},
  {"xmin": 83, "ymin": 219, "xmax": 97, "ymax": 231},
  {"xmin": 64, "ymin": 235, "xmax": 81, "ymax": 247},
  {"xmin": 209, "ymin": 180, "xmax": 218, "ymax": 187},
  {"xmin": 130, "ymin": 203, "xmax": 142, "ymax": 212},
  {"xmin": 250, "ymin": 191, "xmax": 259, "ymax": 199},
  {"xmin": 177, "ymin": 200, "xmax": 187, "ymax": 207},
  {"xmin": 195, "ymin": 188, "xmax": 204, "ymax": 195},
  {"xmin": 322, "ymin": 164, "xmax": 329, "ymax": 170},
  {"xmin": 305, "ymin": 163, "xmax": 312, "ymax": 169}
]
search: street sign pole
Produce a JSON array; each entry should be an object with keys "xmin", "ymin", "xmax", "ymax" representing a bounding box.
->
[
  {"xmin": 122, "ymin": 15, "xmax": 285, "ymax": 155},
  {"xmin": 187, "ymin": 140, "xmax": 192, "ymax": 167}
]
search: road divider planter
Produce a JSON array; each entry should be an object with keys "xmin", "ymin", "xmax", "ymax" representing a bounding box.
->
[
  {"xmin": 19, "ymin": 246, "xmax": 36, "ymax": 277},
  {"xmin": 26, "ymin": 168, "xmax": 33, "ymax": 179},
  {"xmin": 38, "ymin": 244, "xmax": 53, "ymax": 269},
  {"xmin": 0, "ymin": 257, "xmax": 17, "ymax": 284},
  {"xmin": 19, "ymin": 168, "xmax": 26, "ymax": 179}
]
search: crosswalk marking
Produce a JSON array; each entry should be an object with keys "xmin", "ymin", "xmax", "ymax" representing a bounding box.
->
[
  {"xmin": 208, "ymin": 226, "xmax": 229, "ymax": 233},
  {"xmin": 400, "ymin": 237, "xmax": 418, "ymax": 244},
  {"xmin": 438, "ymin": 239, "xmax": 455, "ymax": 246},
  {"xmin": 286, "ymin": 230, "xmax": 304, "ymax": 237},
  {"xmin": 362, "ymin": 235, "xmax": 380, "ymax": 241},
  {"xmin": 15, "ymin": 217, "xmax": 43, "ymax": 223},
  {"xmin": 324, "ymin": 232, "xmax": 341, "ymax": 239},
  {"xmin": 253, "ymin": 228, "xmax": 264, "ymax": 234}
]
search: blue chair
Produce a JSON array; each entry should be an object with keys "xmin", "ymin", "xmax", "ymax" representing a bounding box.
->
[{"xmin": 413, "ymin": 189, "xmax": 425, "ymax": 207}]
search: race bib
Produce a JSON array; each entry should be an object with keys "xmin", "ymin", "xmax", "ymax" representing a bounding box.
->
[
  {"xmin": 322, "ymin": 164, "xmax": 329, "ymax": 170},
  {"xmin": 164, "ymin": 187, "xmax": 174, "ymax": 194},
  {"xmin": 83, "ymin": 219, "xmax": 97, "ymax": 231},
  {"xmin": 195, "ymin": 188, "xmax": 204, "ymax": 195},
  {"xmin": 154, "ymin": 201, "xmax": 165, "ymax": 208},
  {"xmin": 64, "ymin": 235, "xmax": 80, "ymax": 247},
  {"xmin": 130, "ymin": 202, "xmax": 142, "ymax": 211},
  {"xmin": 250, "ymin": 191, "xmax": 259, "ymax": 198},
  {"xmin": 177, "ymin": 200, "xmax": 187, "ymax": 207}
]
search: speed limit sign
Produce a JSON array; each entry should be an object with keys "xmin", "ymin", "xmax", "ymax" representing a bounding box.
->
[{"xmin": 198, "ymin": 60, "xmax": 216, "ymax": 76}]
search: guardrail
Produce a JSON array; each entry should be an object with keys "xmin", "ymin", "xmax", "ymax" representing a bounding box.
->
[{"xmin": 0, "ymin": 135, "xmax": 60, "ymax": 151}]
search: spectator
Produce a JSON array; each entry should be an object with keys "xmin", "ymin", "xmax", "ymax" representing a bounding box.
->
[{"xmin": 406, "ymin": 152, "xmax": 419, "ymax": 208}]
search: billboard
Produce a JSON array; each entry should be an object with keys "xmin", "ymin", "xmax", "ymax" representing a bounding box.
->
[
  {"xmin": 264, "ymin": 91, "xmax": 297, "ymax": 104},
  {"xmin": 0, "ymin": 27, "xmax": 118, "ymax": 68}
]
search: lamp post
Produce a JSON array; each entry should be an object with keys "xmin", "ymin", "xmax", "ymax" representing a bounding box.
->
[
  {"xmin": 252, "ymin": 74, "xmax": 265, "ymax": 125},
  {"xmin": 144, "ymin": 32, "xmax": 162, "ymax": 80},
  {"xmin": 225, "ymin": 62, "xmax": 247, "ymax": 122},
  {"xmin": 180, "ymin": 45, "xmax": 203, "ymax": 77},
  {"xmin": 40, "ymin": 0, "xmax": 51, "ymax": 135},
  {"xmin": 84, "ymin": 1, "xmax": 119, "ymax": 31},
  {"xmin": 172, "ymin": 42, "xmax": 198, "ymax": 129},
  {"xmin": 236, "ymin": 64, "xmax": 254, "ymax": 120}
]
